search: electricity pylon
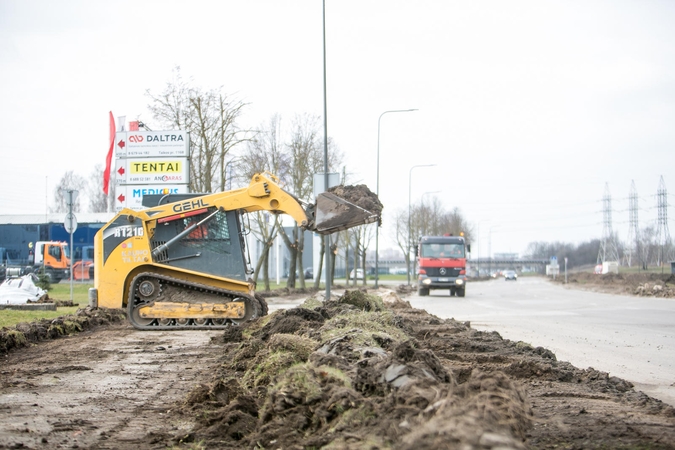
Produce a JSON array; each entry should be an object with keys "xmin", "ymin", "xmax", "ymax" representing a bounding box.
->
[
  {"xmin": 623, "ymin": 180, "xmax": 639, "ymax": 267},
  {"xmin": 655, "ymin": 176, "xmax": 672, "ymax": 266},
  {"xmin": 597, "ymin": 183, "xmax": 620, "ymax": 265}
]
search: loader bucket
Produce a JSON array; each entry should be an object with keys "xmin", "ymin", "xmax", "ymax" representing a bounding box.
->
[{"xmin": 313, "ymin": 192, "xmax": 380, "ymax": 234}]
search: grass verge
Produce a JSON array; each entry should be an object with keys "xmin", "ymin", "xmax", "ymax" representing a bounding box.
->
[{"xmin": 0, "ymin": 282, "xmax": 92, "ymax": 329}]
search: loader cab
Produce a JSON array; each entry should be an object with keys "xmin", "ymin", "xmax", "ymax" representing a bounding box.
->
[{"xmin": 151, "ymin": 208, "xmax": 249, "ymax": 281}]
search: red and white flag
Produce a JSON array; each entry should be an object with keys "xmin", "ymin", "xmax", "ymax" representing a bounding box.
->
[{"xmin": 103, "ymin": 111, "xmax": 115, "ymax": 195}]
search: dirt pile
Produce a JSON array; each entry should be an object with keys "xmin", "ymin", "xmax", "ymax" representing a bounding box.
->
[
  {"xmin": 328, "ymin": 184, "xmax": 383, "ymax": 217},
  {"xmin": 0, "ymin": 307, "xmax": 126, "ymax": 354},
  {"xmin": 563, "ymin": 271, "xmax": 675, "ymax": 297},
  {"xmin": 177, "ymin": 289, "xmax": 675, "ymax": 449}
]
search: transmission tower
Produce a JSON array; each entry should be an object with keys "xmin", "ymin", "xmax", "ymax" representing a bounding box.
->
[
  {"xmin": 655, "ymin": 176, "xmax": 672, "ymax": 265},
  {"xmin": 623, "ymin": 180, "xmax": 639, "ymax": 267},
  {"xmin": 597, "ymin": 183, "xmax": 620, "ymax": 264}
]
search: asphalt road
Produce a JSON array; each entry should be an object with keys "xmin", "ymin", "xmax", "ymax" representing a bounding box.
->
[{"xmin": 407, "ymin": 276, "xmax": 675, "ymax": 407}]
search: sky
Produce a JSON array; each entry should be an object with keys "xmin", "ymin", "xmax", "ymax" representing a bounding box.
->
[{"xmin": 1, "ymin": 0, "xmax": 674, "ymax": 258}]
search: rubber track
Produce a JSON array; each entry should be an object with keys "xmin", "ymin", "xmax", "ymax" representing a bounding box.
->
[{"xmin": 128, "ymin": 272, "xmax": 268, "ymax": 330}]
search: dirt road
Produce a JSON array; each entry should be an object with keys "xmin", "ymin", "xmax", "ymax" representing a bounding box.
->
[
  {"xmin": 0, "ymin": 323, "xmax": 222, "ymax": 449},
  {"xmin": 1, "ymin": 287, "xmax": 675, "ymax": 449}
]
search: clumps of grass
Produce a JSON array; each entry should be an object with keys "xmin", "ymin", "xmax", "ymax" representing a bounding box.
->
[
  {"xmin": 334, "ymin": 290, "xmax": 386, "ymax": 312},
  {"xmin": 0, "ymin": 329, "xmax": 28, "ymax": 353},
  {"xmin": 259, "ymin": 363, "xmax": 353, "ymax": 421},
  {"xmin": 268, "ymin": 333, "xmax": 318, "ymax": 361},
  {"xmin": 240, "ymin": 334, "xmax": 320, "ymax": 390},
  {"xmin": 319, "ymin": 310, "xmax": 408, "ymax": 350},
  {"xmin": 299, "ymin": 295, "xmax": 324, "ymax": 310}
]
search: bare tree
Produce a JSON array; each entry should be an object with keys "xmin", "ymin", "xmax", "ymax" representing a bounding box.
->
[
  {"xmin": 146, "ymin": 66, "xmax": 253, "ymax": 193},
  {"xmin": 238, "ymin": 115, "xmax": 289, "ymax": 289},
  {"xmin": 637, "ymin": 225, "xmax": 657, "ymax": 270},
  {"xmin": 51, "ymin": 171, "xmax": 86, "ymax": 213},
  {"xmin": 278, "ymin": 113, "xmax": 342, "ymax": 289},
  {"xmin": 86, "ymin": 165, "xmax": 110, "ymax": 213},
  {"xmin": 249, "ymin": 213, "xmax": 281, "ymax": 291}
]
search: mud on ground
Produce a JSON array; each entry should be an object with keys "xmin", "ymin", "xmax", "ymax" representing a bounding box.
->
[{"xmin": 1, "ymin": 289, "xmax": 674, "ymax": 449}]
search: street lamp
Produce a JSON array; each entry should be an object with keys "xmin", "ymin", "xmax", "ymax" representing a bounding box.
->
[
  {"xmin": 407, "ymin": 164, "xmax": 435, "ymax": 285},
  {"xmin": 375, "ymin": 108, "xmax": 418, "ymax": 288}
]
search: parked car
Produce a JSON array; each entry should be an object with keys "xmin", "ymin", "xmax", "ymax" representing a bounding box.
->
[
  {"xmin": 304, "ymin": 267, "xmax": 313, "ymax": 279},
  {"xmin": 349, "ymin": 268, "xmax": 365, "ymax": 280},
  {"xmin": 504, "ymin": 270, "xmax": 517, "ymax": 281}
]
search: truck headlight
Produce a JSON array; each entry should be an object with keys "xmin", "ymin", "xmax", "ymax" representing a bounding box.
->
[
  {"xmin": 423, "ymin": 278, "xmax": 432, "ymax": 285},
  {"xmin": 456, "ymin": 279, "xmax": 464, "ymax": 285}
]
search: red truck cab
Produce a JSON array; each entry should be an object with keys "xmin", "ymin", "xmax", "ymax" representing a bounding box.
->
[{"xmin": 416, "ymin": 235, "xmax": 469, "ymax": 297}]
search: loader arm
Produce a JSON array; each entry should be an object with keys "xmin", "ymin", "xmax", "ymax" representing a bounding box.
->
[{"xmin": 139, "ymin": 172, "xmax": 375, "ymax": 236}]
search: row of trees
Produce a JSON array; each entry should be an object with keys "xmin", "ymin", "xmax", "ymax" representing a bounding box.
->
[{"xmin": 524, "ymin": 225, "xmax": 673, "ymax": 270}]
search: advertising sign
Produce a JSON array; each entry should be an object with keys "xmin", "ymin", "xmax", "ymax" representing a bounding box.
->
[
  {"xmin": 114, "ymin": 184, "xmax": 190, "ymax": 211},
  {"xmin": 115, "ymin": 131, "xmax": 189, "ymax": 158},
  {"xmin": 115, "ymin": 157, "xmax": 189, "ymax": 185}
]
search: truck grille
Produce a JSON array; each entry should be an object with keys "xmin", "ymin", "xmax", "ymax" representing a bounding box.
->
[{"xmin": 425, "ymin": 267, "xmax": 461, "ymax": 277}]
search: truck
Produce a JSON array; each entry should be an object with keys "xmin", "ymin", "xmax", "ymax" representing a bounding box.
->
[
  {"xmin": 0, "ymin": 241, "xmax": 70, "ymax": 283},
  {"xmin": 90, "ymin": 172, "xmax": 380, "ymax": 330},
  {"xmin": 72, "ymin": 245, "xmax": 95, "ymax": 281},
  {"xmin": 416, "ymin": 234, "xmax": 470, "ymax": 297}
]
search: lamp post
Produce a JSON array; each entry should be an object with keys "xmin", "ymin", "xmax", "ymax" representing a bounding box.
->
[
  {"xmin": 375, "ymin": 108, "xmax": 418, "ymax": 288},
  {"xmin": 407, "ymin": 165, "xmax": 435, "ymax": 285}
]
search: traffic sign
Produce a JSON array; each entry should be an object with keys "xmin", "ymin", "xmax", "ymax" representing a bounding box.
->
[{"xmin": 64, "ymin": 213, "xmax": 78, "ymax": 233}]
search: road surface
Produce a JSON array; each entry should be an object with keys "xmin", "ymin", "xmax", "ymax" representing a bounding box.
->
[{"xmin": 408, "ymin": 276, "xmax": 675, "ymax": 406}]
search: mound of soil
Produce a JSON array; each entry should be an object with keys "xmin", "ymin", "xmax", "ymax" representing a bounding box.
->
[
  {"xmin": 328, "ymin": 184, "xmax": 383, "ymax": 217},
  {"xmin": 562, "ymin": 271, "xmax": 675, "ymax": 297},
  {"xmin": 176, "ymin": 290, "xmax": 675, "ymax": 449},
  {"xmin": 0, "ymin": 307, "xmax": 126, "ymax": 354}
]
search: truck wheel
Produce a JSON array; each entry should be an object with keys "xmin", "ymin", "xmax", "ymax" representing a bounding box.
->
[
  {"xmin": 418, "ymin": 287, "xmax": 429, "ymax": 296},
  {"xmin": 457, "ymin": 288, "xmax": 466, "ymax": 298}
]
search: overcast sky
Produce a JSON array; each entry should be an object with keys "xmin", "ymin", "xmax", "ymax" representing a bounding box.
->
[{"xmin": 1, "ymin": 0, "xmax": 673, "ymax": 257}]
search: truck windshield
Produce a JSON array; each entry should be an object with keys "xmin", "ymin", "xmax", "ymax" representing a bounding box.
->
[{"xmin": 421, "ymin": 243, "xmax": 464, "ymax": 258}]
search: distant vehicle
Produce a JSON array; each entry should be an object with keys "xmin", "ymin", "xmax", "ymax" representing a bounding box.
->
[
  {"xmin": 350, "ymin": 268, "xmax": 365, "ymax": 280},
  {"xmin": 304, "ymin": 267, "xmax": 313, "ymax": 279},
  {"xmin": 389, "ymin": 267, "xmax": 407, "ymax": 275},
  {"xmin": 594, "ymin": 264, "xmax": 603, "ymax": 275},
  {"xmin": 504, "ymin": 270, "xmax": 517, "ymax": 281},
  {"xmin": 416, "ymin": 234, "xmax": 469, "ymax": 297}
]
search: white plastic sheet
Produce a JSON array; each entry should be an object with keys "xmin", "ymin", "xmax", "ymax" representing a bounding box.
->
[{"xmin": 0, "ymin": 274, "xmax": 48, "ymax": 304}]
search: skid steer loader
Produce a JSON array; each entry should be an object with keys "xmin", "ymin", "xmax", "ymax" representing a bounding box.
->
[{"xmin": 89, "ymin": 173, "xmax": 380, "ymax": 330}]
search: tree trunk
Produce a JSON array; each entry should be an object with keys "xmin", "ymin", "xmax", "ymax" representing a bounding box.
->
[
  {"xmin": 330, "ymin": 242, "xmax": 338, "ymax": 287},
  {"xmin": 314, "ymin": 235, "xmax": 325, "ymax": 289},
  {"xmin": 279, "ymin": 225, "xmax": 298, "ymax": 288},
  {"xmin": 361, "ymin": 244, "xmax": 367, "ymax": 286},
  {"xmin": 297, "ymin": 229, "xmax": 305, "ymax": 289}
]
